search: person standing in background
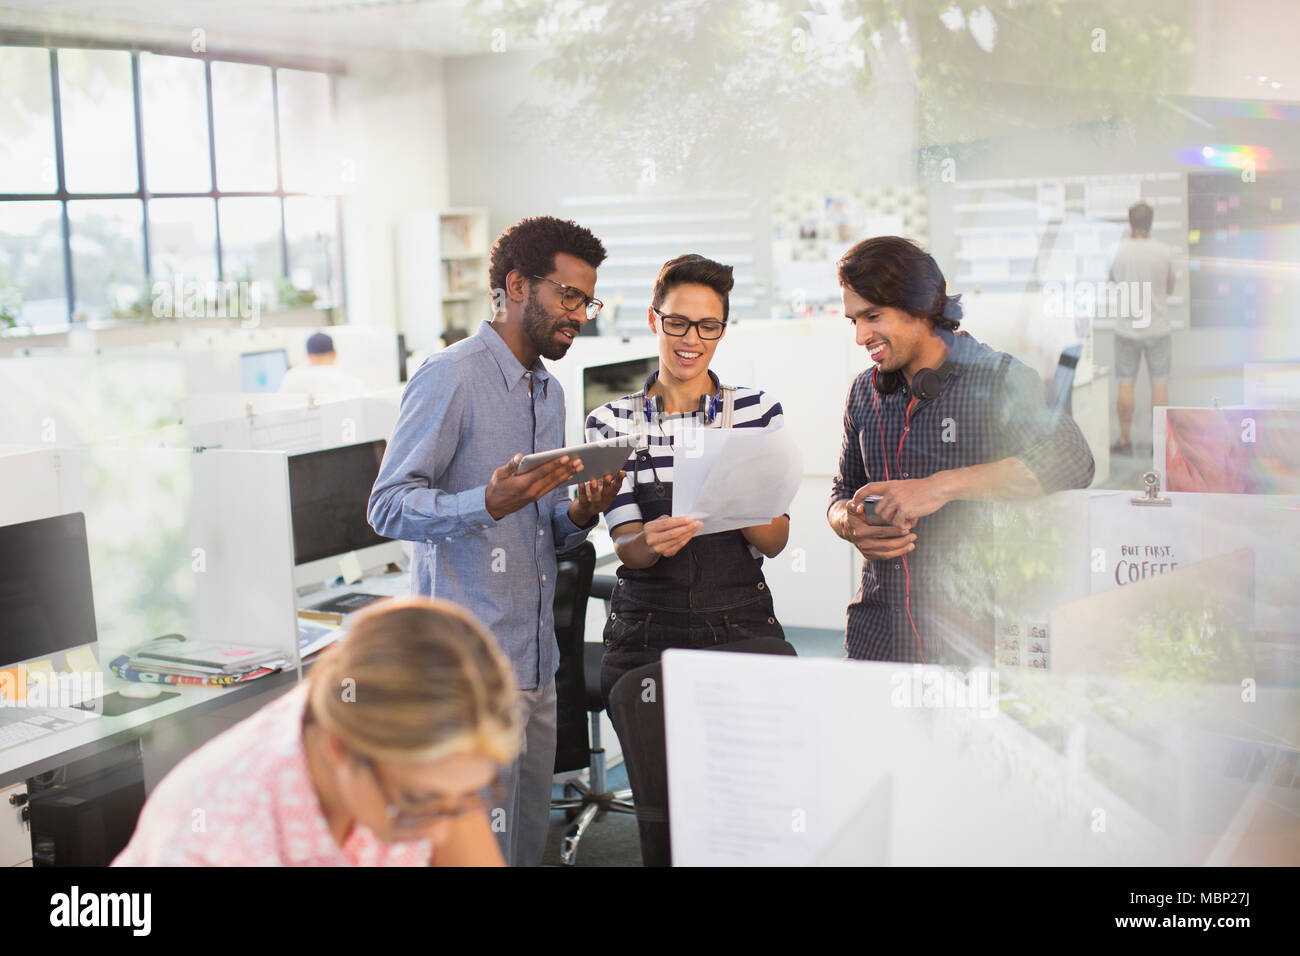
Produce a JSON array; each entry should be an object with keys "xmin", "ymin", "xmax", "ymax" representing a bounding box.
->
[
  {"xmin": 279, "ymin": 331, "xmax": 369, "ymax": 396},
  {"xmin": 1109, "ymin": 201, "xmax": 1176, "ymax": 456},
  {"xmin": 367, "ymin": 216, "xmax": 623, "ymax": 866}
]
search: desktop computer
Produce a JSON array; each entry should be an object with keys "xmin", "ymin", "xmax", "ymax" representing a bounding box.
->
[
  {"xmin": 288, "ymin": 439, "xmax": 400, "ymax": 603},
  {"xmin": 0, "ymin": 512, "xmax": 98, "ymax": 665},
  {"xmin": 582, "ymin": 356, "xmax": 658, "ymax": 421},
  {"xmin": 240, "ymin": 349, "xmax": 290, "ymax": 393}
]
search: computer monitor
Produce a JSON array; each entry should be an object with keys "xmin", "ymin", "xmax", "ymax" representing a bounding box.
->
[
  {"xmin": 0, "ymin": 512, "xmax": 98, "ymax": 666},
  {"xmin": 582, "ymin": 356, "xmax": 658, "ymax": 419},
  {"xmin": 287, "ymin": 440, "xmax": 390, "ymax": 566},
  {"xmin": 240, "ymin": 349, "xmax": 290, "ymax": 392}
]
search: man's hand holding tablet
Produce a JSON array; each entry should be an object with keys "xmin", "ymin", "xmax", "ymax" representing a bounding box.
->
[
  {"xmin": 485, "ymin": 453, "xmax": 583, "ymax": 520},
  {"xmin": 485, "ymin": 446, "xmax": 626, "ymax": 524}
]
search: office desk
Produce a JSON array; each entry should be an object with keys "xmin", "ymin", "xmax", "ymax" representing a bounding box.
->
[{"xmin": 0, "ymin": 667, "xmax": 302, "ymax": 791}]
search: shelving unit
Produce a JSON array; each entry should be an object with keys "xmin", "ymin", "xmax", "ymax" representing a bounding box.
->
[{"xmin": 396, "ymin": 207, "xmax": 490, "ymax": 353}]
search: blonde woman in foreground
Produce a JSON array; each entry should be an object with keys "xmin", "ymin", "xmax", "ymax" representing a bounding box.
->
[{"xmin": 113, "ymin": 597, "xmax": 520, "ymax": 866}]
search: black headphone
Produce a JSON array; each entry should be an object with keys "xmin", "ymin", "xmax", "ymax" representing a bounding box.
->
[
  {"xmin": 872, "ymin": 363, "xmax": 954, "ymax": 400},
  {"xmin": 872, "ymin": 327, "xmax": 962, "ymax": 400},
  {"xmin": 642, "ymin": 370, "xmax": 724, "ymax": 423}
]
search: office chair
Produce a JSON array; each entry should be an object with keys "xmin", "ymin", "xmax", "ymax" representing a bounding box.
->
[
  {"xmin": 607, "ymin": 636, "xmax": 798, "ymax": 867},
  {"xmin": 550, "ymin": 543, "xmax": 636, "ymax": 865}
]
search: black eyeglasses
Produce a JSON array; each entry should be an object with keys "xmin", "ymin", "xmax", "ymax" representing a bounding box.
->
[
  {"xmin": 531, "ymin": 275, "xmax": 604, "ymax": 321},
  {"xmin": 651, "ymin": 307, "xmax": 726, "ymax": 340},
  {"xmin": 353, "ymin": 752, "xmax": 504, "ymax": 829}
]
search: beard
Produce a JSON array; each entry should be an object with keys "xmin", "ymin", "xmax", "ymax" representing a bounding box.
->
[{"xmin": 522, "ymin": 289, "xmax": 579, "ymax": 361}]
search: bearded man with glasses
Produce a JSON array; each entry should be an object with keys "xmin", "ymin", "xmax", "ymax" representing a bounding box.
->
[{"xmin": 368, "ymin": 215, "xmax": 624, "ymax": 866}]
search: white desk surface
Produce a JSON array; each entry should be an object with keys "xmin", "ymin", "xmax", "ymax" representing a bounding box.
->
[{"xmin": 0, "ymin": 667, "xmax": 299, "ymax": 787}]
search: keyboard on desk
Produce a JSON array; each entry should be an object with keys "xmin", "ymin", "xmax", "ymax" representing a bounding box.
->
[
  {"xmin": 0, "ymin": 719, "xmax": 53, "ymax": 748},
  {"xmin": 0, "ymin": 710, "xmax": 80, "ymax": 749}
]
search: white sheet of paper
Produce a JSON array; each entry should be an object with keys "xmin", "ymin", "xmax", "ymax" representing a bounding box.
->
[{"xmin": 671, "ymin": 426, "xmax": 803, "ymax": 535}]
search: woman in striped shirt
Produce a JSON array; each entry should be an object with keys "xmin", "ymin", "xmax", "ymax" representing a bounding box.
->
[{"xmin": 584, "ymin": 254, "xmax": 790, "ymax": 710}]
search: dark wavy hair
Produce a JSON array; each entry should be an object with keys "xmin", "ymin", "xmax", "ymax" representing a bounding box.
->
[
  {"xmin": 488, "ymin": 216, "xmax": 607, "ymax": 293},
  {"xmin": 651, "ymin": 253, "xmax": 735, "ymax": 321},
  {"xmin": 836, "ymin": 236, "xmax": 961, "ymax": 331}
]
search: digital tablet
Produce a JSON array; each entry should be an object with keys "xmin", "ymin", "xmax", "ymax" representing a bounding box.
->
[{"xmin": 516, "ymin": 437, "xmax": 635, "ymax": 486}]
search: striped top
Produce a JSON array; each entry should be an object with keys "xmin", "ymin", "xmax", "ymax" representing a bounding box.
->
[{"xmin": 584, "ymin": 385, "xmax": 784, "ymax": 534}]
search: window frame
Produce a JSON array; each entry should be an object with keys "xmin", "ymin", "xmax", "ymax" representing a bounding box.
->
[{"xmin": 0, "ymin": 33, "xmax": 347, "ymax": 326}]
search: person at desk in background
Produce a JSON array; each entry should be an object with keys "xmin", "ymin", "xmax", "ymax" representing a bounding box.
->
[
  {"xmin": 279, "ymin": 332, "xmax": 368, "ymax": 396},
  {"xmin": 366, "ymin": 215, "xmax": 622, "ymax": 867},
  {"xmin": 827, "ymin": 236, "xmax": 1094, "ymax": 665},
  {"xmin": 113, "ymin": 599, "xmax": 518, "ymax": 866},
  {"xmin": 585, "ymin": 254, "xmax": 789, "ymax": 713},
  {"xmin": 1109, "ymin": 200, "xmax": 1176, "ymax": 457}
]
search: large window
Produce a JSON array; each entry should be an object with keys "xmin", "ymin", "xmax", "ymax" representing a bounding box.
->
[{"xmin": 0, "ymin": 42, "xmax": 343, "ymax": 327}]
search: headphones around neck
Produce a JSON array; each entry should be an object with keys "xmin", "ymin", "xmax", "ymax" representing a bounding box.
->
[
  {"xmin": 642, "ymin": 369, "xmax": 724, "ymax": 423},
  {"xmin": 872, "ymin": 328, "xmax": 961, "ymax": 400},
  {"xmin": 873, "ymin": 363, "xmax": 954, "ymax": 400}
]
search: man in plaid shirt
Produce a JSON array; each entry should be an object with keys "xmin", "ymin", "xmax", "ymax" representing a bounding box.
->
[{"xmin": 827, "ymin": 237, "xmax": 1095, "ymax": 664}]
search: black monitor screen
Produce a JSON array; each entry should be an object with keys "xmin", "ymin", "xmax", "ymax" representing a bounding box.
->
[
  {"xmin": 0, "ymin": 512, "xmax": 98, "ymax": 665},
  {"xmin": 583, "ymin": 356, "xmax": 658, "ymax": 419},
  {"xmin": 288, "ymin": 440, "xmax": 390, "ymax": 565}
]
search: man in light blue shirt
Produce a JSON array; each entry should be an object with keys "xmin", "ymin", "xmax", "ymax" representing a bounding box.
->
[{"xmin": 368, "ymin": 216, "xmax": 620, "ymax": 865}]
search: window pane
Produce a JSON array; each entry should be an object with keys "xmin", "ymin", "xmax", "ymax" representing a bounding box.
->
[
  {"xmin": 0, "ymin": 47, "xmax": 58, "ymax": 194},
  {"xmin": 210, "ymin": 62, "xmax": 277, "ymax": 192},
  {"xmin": 277, "ymin": 69, "xmax": 335, "ymax": 194},
  {"xmin": 58, "ymin": 49, "xmax": 138, "ymax": 193},
  {"xmin": 140, "ymin": 53, "xmax": 211, "ymax": 193},
  {"xmin": 149, "ymin": 198, "xmax": 217, "ymax": 285},
  {"xmin": 68, "ymin": 199, "xmax": 145, "ymax": 321},
  {"xmin": 218, "ymin": 197, "xmax": 280, "ymax": 305},
  {"xmin": 284, "ymin": 196, "xmax": 341, "ymax": 307},
  {"xmin": 0, "ymin": 201, "xmax": 67, "ymax": 327}
]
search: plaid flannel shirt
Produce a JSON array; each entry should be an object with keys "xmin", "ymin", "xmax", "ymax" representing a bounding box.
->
[{"xmin": 830, "ymin": 330, "xmax": 1095, "ymax": 662}]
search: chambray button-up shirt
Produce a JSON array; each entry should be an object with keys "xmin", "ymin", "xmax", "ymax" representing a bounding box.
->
[{"xmin": 367, "ymin": 322, "xmax": 592, "ymax": 690}]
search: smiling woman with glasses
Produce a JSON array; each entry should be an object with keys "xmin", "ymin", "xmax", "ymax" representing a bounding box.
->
[
  {"xmin": 584, "ymin": 253, "xmax": 792, "ymax": 725},
  {"xmin": 114, "ymin": 597, "xmax": 522, "ymax": 867}
]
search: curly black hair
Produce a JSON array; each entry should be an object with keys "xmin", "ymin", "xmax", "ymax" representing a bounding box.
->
[{"xmin": 488, "ymin": 216, "xmax": 607, "ymax": 294}]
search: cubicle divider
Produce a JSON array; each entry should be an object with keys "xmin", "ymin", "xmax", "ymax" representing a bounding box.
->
[
  {"xmin": 184, "ymin": 392, "xmax": 400, "ymax": 456},
  {"xmin": 0, "ymin": 445, "xmax": 300, "ymax": 673},
  {"xmin": 990, "ymin": 488, "xmax": 1299, "ymax": 680},
  {"xmin": 0, "ymin": 354, "xmax": 187, "ymax": 448}
]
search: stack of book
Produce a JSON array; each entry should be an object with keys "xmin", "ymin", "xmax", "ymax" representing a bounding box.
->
[{"xmin": 109, "ymin": 637, "xmax": 288, "ymax": 686}]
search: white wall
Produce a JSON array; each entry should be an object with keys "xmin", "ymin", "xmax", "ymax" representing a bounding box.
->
[{"xmin": 337, "ymin": 51, "xmax": 450, "ymax": 333}]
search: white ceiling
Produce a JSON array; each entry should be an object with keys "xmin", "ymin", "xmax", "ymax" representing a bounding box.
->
[{"xmin": 0, "ymin": 0, "xmax": 489, "ymax": 58}]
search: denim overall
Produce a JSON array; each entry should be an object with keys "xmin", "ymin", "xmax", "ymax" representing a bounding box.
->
[{"xmin": 600, "ymin": 382, "xmax": 787, "ymax": 712}]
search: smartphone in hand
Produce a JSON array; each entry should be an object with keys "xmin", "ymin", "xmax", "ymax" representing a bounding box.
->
[{"xmin": 859, "ymin": 495, "xmax": 892, "ymax": 527}]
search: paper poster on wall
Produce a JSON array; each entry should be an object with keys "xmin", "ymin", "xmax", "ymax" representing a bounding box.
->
[
  {"xmin": 1036, "ymin": 182, "xmax": 1065, "ymax": 221},
  {"xmin": 1165, "ymin": 408, "xmax": 1300, "ymax": 494},
  {"xmin": 1088, "ymin": 493, "xmax": 1204, "ymax": 594}
]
